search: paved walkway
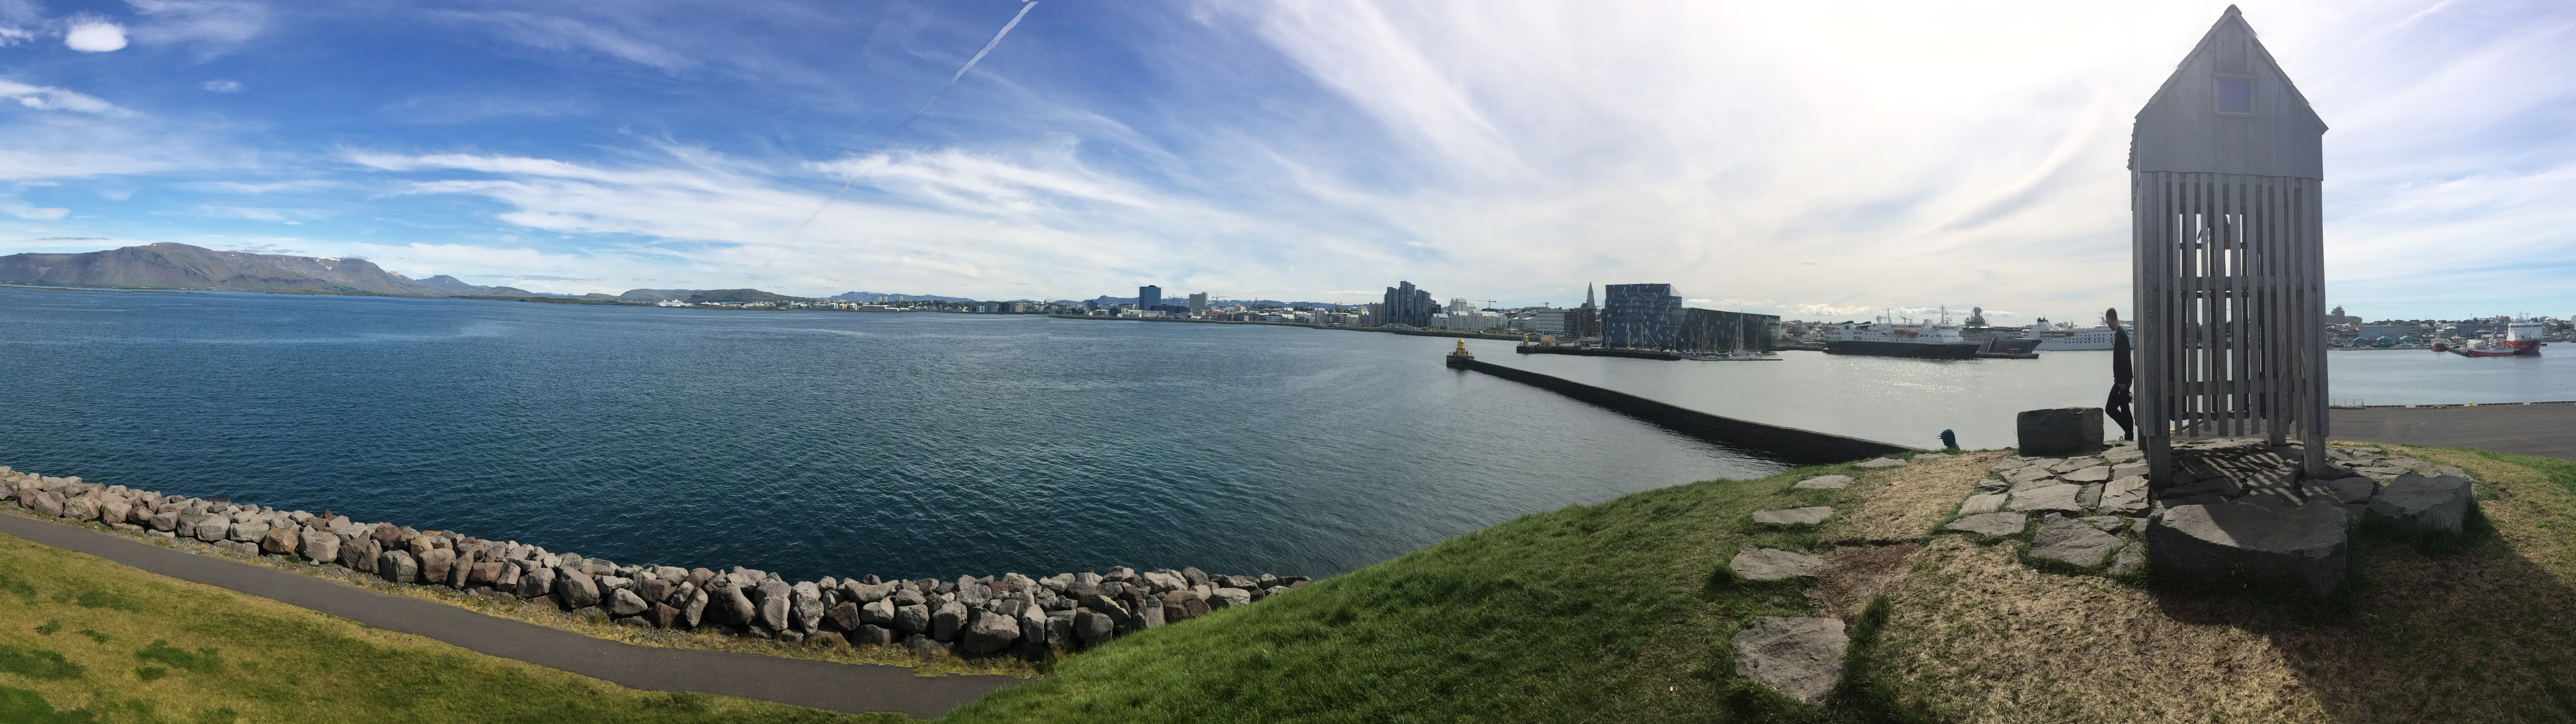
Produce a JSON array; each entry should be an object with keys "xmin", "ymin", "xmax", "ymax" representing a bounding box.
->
[
  {"xmin": 2331, "ymin": 403, "xmax": 2576, "ymax": 461},
  {"xmin": 0, "ymin": 515, "xmax": 1019, "ymax": 720}
]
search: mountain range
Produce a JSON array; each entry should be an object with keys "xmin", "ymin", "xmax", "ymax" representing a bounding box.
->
[{"xmin": 0, "ymin": 243, "xmax": 549, "ymax": 297}]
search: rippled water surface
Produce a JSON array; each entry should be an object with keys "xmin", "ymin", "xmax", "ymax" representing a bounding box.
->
[{"xmin": 0, "ymin": 287, "xmax": 1784, "ymax": 581}]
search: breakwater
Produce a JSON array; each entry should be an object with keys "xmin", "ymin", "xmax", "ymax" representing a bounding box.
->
[
  {"xmin": 1046, "ymin": 313, "xmax": 1529, "ymax": 341},
  {"xmin": 1457, "ymin": 359, "xmax": 1912, "ymax": 465},
  {"xmin": 1, "ymin": 465, "xmax": 1306, "ymax": 661}
]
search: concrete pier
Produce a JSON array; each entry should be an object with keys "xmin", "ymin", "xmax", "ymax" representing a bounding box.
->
[{"xmin": 1458, "ymin": 359, "xmax": 1911, "ymax": 465}]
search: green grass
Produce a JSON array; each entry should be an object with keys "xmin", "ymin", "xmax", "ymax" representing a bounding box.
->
[
  {"xmin": 0, "ymin": 534, "xmax": 898, "ymax": 723},
  {"xmin": 943, "ymin": 462, "xmax": 1924, "ymax": 723}
]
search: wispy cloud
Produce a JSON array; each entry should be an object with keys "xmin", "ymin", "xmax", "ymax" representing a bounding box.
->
[
  {"xmin": 124, "ymin": 0, "xmax": 266, "ymax": 53},
  {"xmin": 0, "ymin": 79, "xmax": 129, "ymax": 116},
  {"xmin": 430, "ymin": 11, "xmax": 695, "ymax": 72}
]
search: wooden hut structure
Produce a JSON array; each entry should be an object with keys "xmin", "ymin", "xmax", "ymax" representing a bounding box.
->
[{"xmin": 2130, "ymin": 6, "xmax": 2330, "ymax": 481}]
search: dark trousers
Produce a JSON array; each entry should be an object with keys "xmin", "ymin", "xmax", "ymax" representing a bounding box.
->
[{"xmin": 2105, "ymin": 386, "xmax": 2135, "ymax": 440}]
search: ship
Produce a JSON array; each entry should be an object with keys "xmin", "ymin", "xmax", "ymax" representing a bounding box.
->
[
  {"xmin": 1822, "ymin": 308, "xmax": 1982, "ymax": 359},
  {"xmin": 2018, "ymin": 318, "xmax": 2130, "ymax": 350},
  {"xmin": 2447, "ymin": 322, "xmax": 2545, "ymax": 357}
]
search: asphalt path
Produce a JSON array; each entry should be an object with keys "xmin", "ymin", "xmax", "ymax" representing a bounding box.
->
[
  {"xmin": 0, "ymin": 514, "xmax": 1020, "ymax": 720},
  {"xmin": 2331, "ymin": 403, "xmax": 2576, "ymax": 462}
]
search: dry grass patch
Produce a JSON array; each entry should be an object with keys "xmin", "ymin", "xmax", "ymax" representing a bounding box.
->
[
  {"xmin": 1820, "ymin": 451, "xmax": 2005, "ymax": 545},
  {"xmin": 1803, "ymin": 543, "xmax": 1917, "ymax": 624}
]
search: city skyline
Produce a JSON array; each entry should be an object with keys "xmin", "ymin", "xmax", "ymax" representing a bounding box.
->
[{"xmin": 2, "ymin": 1, "xmax": 2571, "ymax": 321}]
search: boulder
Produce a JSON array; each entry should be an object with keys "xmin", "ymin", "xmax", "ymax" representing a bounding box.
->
[
  {"xmin": 860, "ymin": 599, "xmax": 896, "ymax": 628},
  {"xmin": 379, "ymin": 550, "xmax": 419, "ymax": 584},
  {"xmin": 2008, "ymin": 483, "xmax": 2085, "ymax": 514},
  {"xmin": 2148, "ymin": 499, "xmax": 2347, "ymax": 598},
  {"xmin": 2099, "ymin": 476, "xmax": 2150, "ymax": 515},
  {"xmin": 556, "ymin": 571, "xmax": 602, "ymax": 610},
  {"xmin": 843, "ymin": 581, "xmax": 895, "ymax": 604},
  {"xmin": 606, "ymin": 588, "xmax": 650, "ymax": 617},
  {"xmin": 1208, "ymin": 588, "xmax": 1252, "ymax": 609},
  {"xmin": 682, "ymin": 588, "xmax": 709, "ymax": 628},
  {"xmin": 755, "ymin": 580, "xmax": 794, "ymax": 631},
  {"xmin": 1731, "ymin": 617, "xmax": 1848, "ymax": 705},
  {"xmin": 1160, "ymin": 591, "xmax": 1210, "ymax": 622},
  {"xmin": 418, "ymin": 548, "xmax": 458, "ymax": 585},
  {"xmin": 714, "ymin": 583, "xmax": 757, "ymax": 626},
  {"xmin": 2016, "ymin": 407, "xmax": 2104, "ymax": 457},
  {"xmin": 148, "ymin": 509, "xmax": 181, "ymax": 532},
  {"xmin": 100, "ymin": 500, "xmax": 130, "ymax": 525},
  {"xmin": 1729, "ymin": 548, "xmax": 1822, "ymax": 581},
  {"xmin": 2108, "ymin": 541, "xmax": 2146, "ymax": 576},
  {"xmin": 2369, "ymin": 474, "xmax": 2474, "ymax": 534},
  {"xmin": 301, "ymin": 530, "xmax": 340, "ymax": 564},
  {"xmin": 60, "ymin": 497, "xmax": 98, "ymax": 522},
  {"xmin": 190, "ymin": 515, "xmax": 229, "ymax": 542},
  {"xmin": 344, "ymin": 538, "xmax": 381, "ymax": 573},
  {"xmin": 825, "ymin": 601, "xmax": 863, "ymax": 631},
  {"xmin": 1179, "ymin": 567, "xmax": 1210, "ymax": 588},
  {"xmin": 1957, "ymin": 493, "xmax": 2008, "ymax": 515},
  {"xmin": 1750, "ymin": 506, "xmax": 1833, "ymax": 526},
  {"xmin": 646, "ymin": 602, "xmax": 682, "ymax": 628},
  {"xmin": 2027, "ymin": 515, "xmax": 2123, "ymax": 567},
  {"xmin": 1073, "ymin": 609, "xmax": 1115, "ymax": 646},
  {"xmin": 894, "ymin": 603, "xmax": 931, "ymax": 636},
  {"xmin": 1793, "ymin": 475, "xmax": 1855, "ymax": 490},
  {"xmin": 791, "ymin": 582, "xmax": 824, "ymax": 632},
  {"xmin": 259, "ymin": 526, "xmax": 299, "ymax": 555},
  {"xmin": 932, "ymin": 600, "xmax": 968, "ymax": 642},
  {"xmin": 1854, "ymin": 457, "xmax": 1907, "ymax": 469},
  {"xmin": 960, "ymin": 611, "xmax": 1021, "ymax": 656},
  {"xmin": 637, "ymin": 578, "xmax": 673, "ymax": 604},
  {"xmin": 516, "ymin": 568, "xmax": 556, "ymax": 599},
  {"xmin": 369, "ymin": 523, "xmax": 403, "ymax": 548},
  {"xmin": 2313, "ymin": 477, "xmax": 2378, "ymax": 505},
  {"xmin": 465, "ymin": 562, "xmax": 505, "ymax": 586},
  {"xmin": 1943, "ymin": 512, "xmax": 2027, "ymax": 537}
]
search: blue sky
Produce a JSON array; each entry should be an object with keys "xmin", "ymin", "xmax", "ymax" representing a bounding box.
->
[{"xmin": 1, "ymin": 0, "xmax": 2571, "ymax": 321}]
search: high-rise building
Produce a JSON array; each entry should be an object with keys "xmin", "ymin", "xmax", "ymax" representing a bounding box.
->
[
  {"xmin": 1603, "ymin": 283, "xmax": 1684, "ymax": 350},
  {"xmin": 1188, "ymin": 292, "xmax": 1209, "ymax": 316},
  {"xmin": 1138, "ymin": 285, "xmax": 1162, "ymax": 311},
  {"xmin": 1381, "ymin": 281, "xmax": 1435, "ymax": 327}
]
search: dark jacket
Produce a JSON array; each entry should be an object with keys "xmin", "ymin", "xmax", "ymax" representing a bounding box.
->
[{"xmin": 2112, "ymin": 326, "xmax": 2133, "ymax": 386}]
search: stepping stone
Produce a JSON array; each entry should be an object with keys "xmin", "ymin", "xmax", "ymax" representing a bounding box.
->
[
  {"xmin": 2110, "ymin": 462, "xmax": 2148, "ymax": 479},
  {"xmin": 2076, "ymin": 483, "xmax": 2105, "ymax": 509},
  {"xmin": 2020, "ymin": 458, "xmax": 2065, "ymax": 470},
  {"xmin": 2077, "ymin": 515, "xmax": 2126, "ymax": 532},
  {"xmin": 2368, "ymin": 474, "xmax": 2473, "ymax": 533},
  {"xmin": 2060, "ymin": 466, "xmax": 2114, "ymax": 484},
  {"xmin": 1794, "ymin": 475, "xmax": 1854, "ymax": 490},
  {"xmin": 1957, "ymin": 493, "xmax": 2008, "ymax": 515},
  {"xmin": 1732, "ymin": 617, "xmax": 1847, "ymax": 705},
  {"xmin": 2008, "ymin": 483, "xmax": 2084, "ymax": 514},
  {"xmin": 1855, "ymin": 457, "xmax": 1907, "ymax": 469},
  {"xmin": 2148, "ymin": 499, "xmax": 2349, "ymax": 598},
  {"xmin": 2104, "ymin": 446, "xmax": 2146, "ymax": 463},
  {"xmin": 2108, "ymin": 541, "xmax": 2146, "ymax": 575},
  {"xmin": 1752, "ymin": 507, "xmax": 1833, "ymax": 526},
  {"xmin": 1945, "ymin": 512, "xmax": 2026, "ymax": 536},
  {"xmin": 1730, "ymin": 548, "xmax": 1822, "ymax": 581},
  {"xmin": 2048, "ymin": 457, "xmax": 2105, "ymax": 474},
  {"xmin": 2028, "ymin": 514, "xmax": 2123, "ymax": 567},
  {"xmin": 2001, "ymin": 466, "xmax": 2057, "ymax": 485},
  {"xmin": 2098, "ymin": 475, "xmax": 2149, "ymax": 515}
]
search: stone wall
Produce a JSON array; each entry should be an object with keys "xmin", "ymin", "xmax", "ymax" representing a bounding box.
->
[{"xmin": 0, "ymin": 465, "xmax": 1307, "ymax": 659}]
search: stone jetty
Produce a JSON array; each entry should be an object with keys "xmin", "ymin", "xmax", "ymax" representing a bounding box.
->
[{"xmin": 0, "ymin": 465, "xmax": 1306, "ymax": 660}]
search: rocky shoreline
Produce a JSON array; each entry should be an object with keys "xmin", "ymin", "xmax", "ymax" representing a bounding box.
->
[{"xmin": 0, "ymin": 466, "xmax": 1307, "ymax": 660}]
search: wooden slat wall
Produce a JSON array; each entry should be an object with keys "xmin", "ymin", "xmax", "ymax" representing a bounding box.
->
[{"xmin": 2134, "ymin": 171, "xmax": 2330, "ymax": 483}]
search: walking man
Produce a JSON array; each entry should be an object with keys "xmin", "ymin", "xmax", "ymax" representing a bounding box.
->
[{"xmin": 2105, "ymin": 308, "xmax": 2135, "ymax": 441}]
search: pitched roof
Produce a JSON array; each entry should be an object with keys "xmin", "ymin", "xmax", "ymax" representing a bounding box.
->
[{"xmin": 2129, "ymin": 6, "xmax": 2327, "ymax": 179}]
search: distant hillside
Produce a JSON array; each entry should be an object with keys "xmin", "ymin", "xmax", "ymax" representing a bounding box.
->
[
  {"xmin": 686, "ymin": 289, "xmax": 809, "ymax": 304},
  {"xmin": 828, "ymin": 291, "xmax": 978, "ymax": 303},
  {"xmin": 0, "ymin": 242, "xmax": 546, "ymax": 297}
]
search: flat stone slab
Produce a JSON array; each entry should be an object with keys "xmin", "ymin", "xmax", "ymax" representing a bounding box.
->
[
  {"xmin": 1957, "ymin": 493, "xmax": 2008, "ymax": 515},
  {"xmin": 2313, "ymin": 477, "xmax": 2377, "ymax": 505},
  {"xmin": 2104, "ymin": 446, "xmax": 2146, "ymax": 463},
  {"xmin": 1732, "ymin": 617, "xmax": 1848, "ymax": 705},
  {"xmin": 2077, "ymin": 515, "xmax": 2127, "ymax": 532},
  {"xmin": 2369, "ymin": 473, "xmax": 2473, "ymax": 533},
  {"xmin": 1854, "ymin": 457, "xmax": 1908, "ymax": 469},
  {"xmin": 1989, "ymin": 459, "xmax": 2031, "ymax": 472},
  {"xmin": 2148, "ymin": 499, "xmax": 2349, "ymax": 598},
  {"xmin": 2028, "ymin": 515, "xmax": 2123, "ymax": 567},
  {"xmin": 1794, "ymin": 475, "xmax": 1855, "ymax": 490},
  {"xmin": 2059, "ymin": 466, "xmax": 2114, "ymax": 484},
  {"xmin": 2098, "ymin": 475, "xmax": 2149, "ymax": 515},
  {"xmin": 2108, "ymin": 541, "xmax": 2145, "ymax": 575},
  {"xmin": 2008, "ymin": 483, "xmax": 2085, "ymax": 514},
  {"xmin": 2001, "ymin": 466, "xmax": 2057, "ymax": 486},
  {"xmin": 1730, "ymin": 548, "xmax": 1823, "ymax": 581},
  {"xmin": 1751, "ymin": 507, "xmax": 1833, "ymax": 526},
  {"xmin": 1945, "ymin": 512, "xmax": 2027, "ymax": 536},
  {"xmin": 2048, "ymin": 457, "xmax": 2106, "ymax": 474}
]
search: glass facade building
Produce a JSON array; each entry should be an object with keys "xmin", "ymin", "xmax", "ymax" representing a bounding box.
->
[
  {"xmin": 1603, "ymin": 283, "xmax": 1683, "ymax": 349},
  {"xmin": 1381, "ymin": 281, "xmax": 1435, "ymax": 327}
]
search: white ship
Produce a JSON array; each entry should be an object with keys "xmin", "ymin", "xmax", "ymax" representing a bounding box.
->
[
  {"xmin": 2019, "ymin": 318, "xmax": 2130, "ymax": 350},
  {"xmin": 1822, "ymin": 308, "xmax": 1980, "ymax": 359}
]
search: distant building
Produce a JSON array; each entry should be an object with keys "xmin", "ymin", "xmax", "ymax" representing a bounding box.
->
[
  {"xmin": 1382, "ymin": 281, "xmax": 1435, "ymax": 327},
  {"xmin": 1571, "ymin": 283, "xmax": 1601, "ymax": 339},
  {"xmin": 1603, "ymin": 283, "xmax": 1683, "ymax": 349},
  {"xmin": 1139, "ymin": 285, "xmax": 1162, "ymax": 312},
  {"xmin": 1188, "ymin": 292, "xmax": 1209, "ymax": 316},
  {"xmin": 1676, "ymin": 309, "xmax": 1781, "ymax": 353},
  {"xmin": 1517, "ymin": 309, "xmax": 1570, "ymax": 335},
  {"xmin": 2325, "ymin": 306, "xmax": 2362, "ymax": 326}
]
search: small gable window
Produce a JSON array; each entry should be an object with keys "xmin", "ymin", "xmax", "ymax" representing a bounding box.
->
[{"xmin": 2215, "ymin": 77, "xmax": 2253, "ymax": 114}]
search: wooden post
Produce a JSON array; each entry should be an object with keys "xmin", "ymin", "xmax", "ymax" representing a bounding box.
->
[{"xmin": 2131, "ymin": 7, "xmax": 2331, "ymax": 482}]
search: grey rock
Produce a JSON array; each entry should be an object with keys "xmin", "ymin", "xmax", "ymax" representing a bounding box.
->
[
  {"xmin": 2368, "ymin": 473, "xmax": 2474, "ymax": 534},
  {"xmin": 2110, "ymin": 462, "xmax": 2149, "ymax": 479},
  {"xmin": 300, "ymin": 530, "xmax": 339, "ymax": 564},
  {"xmin": 1944, "ymin": 512, "xmax": 2027, "ymax": 537},
  {"xmin": 2048, "ymin": 457, "xmax": 2105, "ymax": 475},
  {"xmin": 60, "ymin": 497, "xmax": 98, "ymax": 522},
  {"xmin": 379, "ymin": 549, "xmax": 419, "ymax": 584},
  {"xmin": 843, "ymin": 581, "xmax": 897, "ymax": 604},
  {"xmin": 2313, "ymin": 477, "xmax": 2376, "ymax": 504},
  {"xmin": 791, "ymin": 581, "xmax": 824, "ymax": 633},
  {"xmin": 2027, "ymin": 515, "xmax": 2123, "ymax": 567},
  {"xmin": 1208, "ymin": 588, "xmax": 1251, "ymax": 609},
  {"xmin": 1729, "ymin": 547, "xmax": 1822, "ymax": 581},
  {"xmin": 824, "ymin": 601, "xmax": 863, "ymax": 631},
  {"xmin": 2077, "ymin": 515, "xmax": 2126, "ymax": 532},
  {"xmin": 860, "ymin": 599, "xmax": 896, "ymax": 628},
  {"xmin": 606, "ymin": 588, "xmax": 649, "ymax": 617},
  {"xmin": 1854, "ymin": 457, "xmax": 1907, "ymax": 469},
  {"xmin": 1751, "ymin": 506, "xmax": 1833, "ymax": 526},
  {"xmin": 2008, "ymin": 483, "xmax": 2085, "ymax": 514},
  {"xmin": 2148, "ymin": 499, "xmax": 2348, "ymax": 598},
  {"xmin": 191, "ymin": 515, "xmax": 229, "ymax": 542},
  {"xmin": 1019, "ymin": 608, "xmax": 1050, "ymax": 645},
  {"xmin": 1958, "ymin": 493, "xmax": 2009, "ymax": 515},
  {"xmin": 2076, "ymin": 483, "xmax": 2105, "ymax": 509},
  {"xmin": 755, "ymin": 579, "xmax": 793, "ymax": 631},
  {"xmin": 2108, "ymin": 541, "xmax": 2146, "ymax": 576},
  {"xmin": 516, "ymin": 567, "xmax": 556, "ymax": 600},
  {"xmin": 259, "ymin": 526, "xmax": 300, "ymax": 555},
  {"xmin": 2099, "ymin": 475, "xmax": 2150, "ymax": 515},
  {"xmin": 894, "ymin": 603, "xmax": 931, "ymax": 636},
  {"xmin": 960, "ymin": 610, "xmax": 1021, "ymax": 656},
  {"xmin": 683, "ymin": 588, "xmax": 709, "ymax": 628},
  {"xmin": 1073, "ymin": 609, "xmax": 1115, "ymax": 646},
  {"xmin": 345, "ymin": 538, "xmax": 382, "ymax": 574},
  {"xmin": 2104, "ymin": 446, "xmax": 2146, "ymax": 463},
  {"xmin": 2001, "ymin": 466, "xmax": 2057, "ymax": 486},
  {"xmin": 1793, "ymin": 475, "xmax": 1855, "ymax": 490},
  {"xmin": 1731, "ymin": 617, "xmax": 1848, "ymax": 705},
  {"xmin": 419, "ymin": 548, "xmax": 458, "ymax": 586},
  {"xmin": 2016, "ymin": 407, "xmax": 2104, "ymax": 457},
  {"xmin": 557, "ymin": 571, "xmax": 603, "ymax": 609},
  {"xmin": 855, "ymin": 625, "xmax": 894, "ymax": 646},
  {"xmin": 2060, "ymin": 466, "xmax": 2114, "ymax": 484},
  {"xmin": 148, "ymin": 509, "xmax": 180, "ymax": 533}
]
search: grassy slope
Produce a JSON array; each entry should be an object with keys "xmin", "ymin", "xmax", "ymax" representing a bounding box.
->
[
  {"xmin": 944, "ymin": 454, "xmax": 1973, "ymax": 723},
  {"xmin": 0, "ymin": 535, "xmax": 898, "ymax": 724}
]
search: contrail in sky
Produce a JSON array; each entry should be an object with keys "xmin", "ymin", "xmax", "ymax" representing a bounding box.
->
[{"xmin": 776, "ymin": 1, "xmax": 1039, "ymax": 248}]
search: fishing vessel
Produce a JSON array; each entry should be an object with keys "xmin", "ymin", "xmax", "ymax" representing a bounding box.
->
[
  {"xmin": 2448, "ymin": 322, "xmax": 2545, "ymax": 357},
  {"xmin": 1822, "ymin": 308, "xmax": 1982, "ymax": 359}
]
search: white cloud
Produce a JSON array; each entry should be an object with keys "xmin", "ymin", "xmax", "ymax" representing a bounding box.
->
[
  {"xmin": 0, "ymin": 80, "xmax": 130, "ymax": 116},
  {"xmin": 431, "ymin": 11, "xmax": 695, "ymax": 71},
  {"xmin": 1, "ymin": 200, "xmax": 69, "ymax": 219},
  {"xmin": 202, "ymin": 80, "xmax": 242, "ymax": 93},
  {"xmin": 124, "ymin": 0, "xmax": 266, "ymax": 51},
  {"xmin": 0, "ymin": 25, "xmax": 33, "ymax": 47},
  {"xmin": 63, "ymin": 17, "xmax": 127, "ymax": 52}
]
